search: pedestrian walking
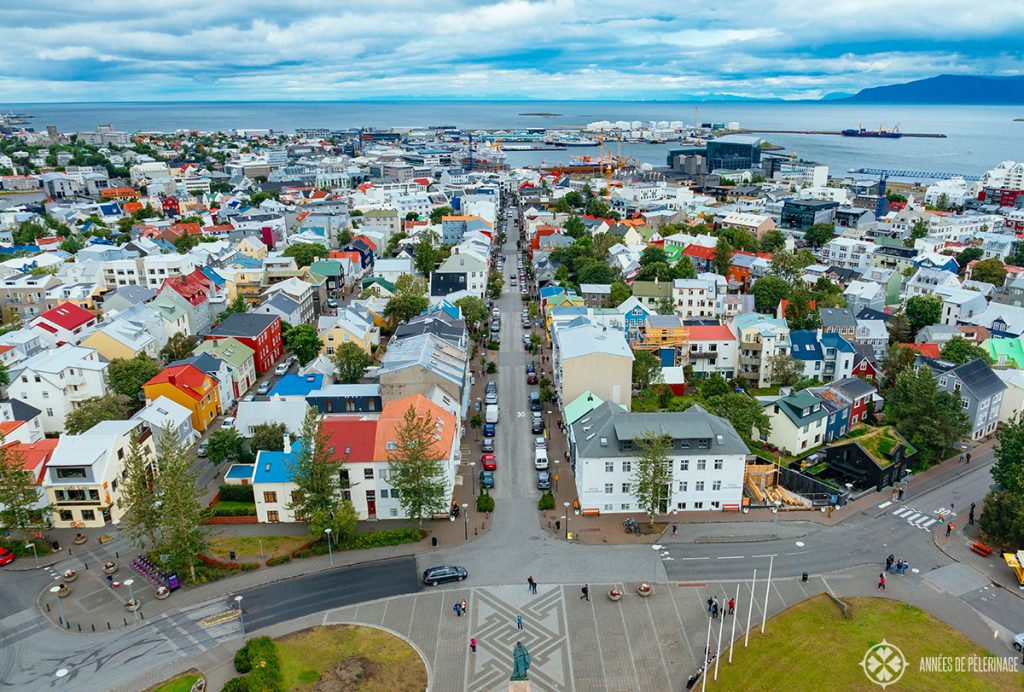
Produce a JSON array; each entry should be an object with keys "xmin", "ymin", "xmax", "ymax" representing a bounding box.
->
[
  {"xmin": 707, "ymin": 597, "xmax": 713, "ymax": 613},
  {"xmin": 959, "ymin": 451, "xmax": 965, "ymax": 464},
  {"xmin": 470, "ymin": 637, "xmax": 477, "ymax": 653},
  {"xmin": 461, "ymin": 599, "xmax": 468, "ymax": 614},
  {"xmin": 891, "ymin": 487, "xmax": 898, "ymax": 501},
  {"xmin": 527, "ymin": 576, "xmax": 537, "ymax": 594},
  {"xmin": 106, "ymin": 574, "xmax": 113, "ymax": 588},
  {"xmin": 672, "ymin": 523, "xmax": 678, "ymax": 538},
  {"xmin": 454, "ymin": 602, "xmax": 463, "ymax": 617},
  {"xmin": 581, "ymin": 584, "xmax": 590, "ymax": 601},
  {"xmin": 885, "ymin": 554, "xmax": 894, "ymax": 572},
  {"xmin": 950, "ymin": 502, "xmax": 955, "ymax": 513},
  {"xmin": 900, "ymin": 560, "xmax": 908, "ymax": 576},
  {"xmin": 686, "ymin": 669, "xmax": 703, "ymax": 690},
  {"xmin": 728, "ymin": 597, "xmax": 735, "ymax": 615},
  {"xmin": 969, "ymin": 502, "xmax": 976, "ymax": 525},
  {"xmin": 946, "ymin": 523, "xmax": 954, "ymax": 537},
  {"xmin": 515, "ymin": 614, "xmax": 524, "ymax": 630},
  {"xmin": 711, "ymin": 602, "xmax": 718, "ymax": 619},
  {"xmin": 878, "ymin": 573, "xmax": 886, "ymax": 590},
  {"xmin": 898, "ymin": 486, "xmax": 905, "ymax": 501},
  {"xmin": 966, "ymin": 452, "xmax": 972, "ymax": 464}
]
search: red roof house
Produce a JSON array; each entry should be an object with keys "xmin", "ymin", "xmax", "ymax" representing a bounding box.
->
[{"xmin": 29, "ymin": 302, "xmax": 98, "ymax": 346}]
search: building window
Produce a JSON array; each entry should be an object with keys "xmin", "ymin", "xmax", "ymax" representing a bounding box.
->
[
  {"xmin": 389, "ymin": 508, "xmax": 399, "ymax": 517},
  {"xmin": 380, "ymin": 489, "xmax": 389, "ymax": 499},
  {"xmin": 677, "ymin": 502, "xmax": 687, "ymax": 510},
  {"xmin": 679, "ymin": 481, "xmax": 687, "ymax": 492},
  {"xmin": 694, "ymin": 501, "xmax": 704, "ymax": 509},
  {"xmin": 620, "ymin": 504, "xmax": 631, "ymax": 511},
  {"xmin": 712, "ymin": 480, "xmax": 721, "ymax": 491},
  {"xmin": 605, "ymin": 461, "xmax": 614, "ymax": 473},
  {"xmin": 622, "ymin": 460, "xmax": 631, "ymax": 473},
  {"xmin": 263, "ymin": 491, "xmax": 277, "ymax": 503},
  {"xmin": 679, "ymin": 460, "xmax": 689, "ymax": 471},
  {"xmin": 714, "ymin": 459, "xmax": 723, "ymax": 470},
  {"xmin": 711, "ymin": 501, "xmax": 720, "ymax": 509},
  {"xmin": 364, "ymin": 468, "xmax": 374, "ymax": 480},
  {"xmin": 621, "ymin": 483, "xmax": 630, "ymax": 493},
  {"xmin": 604, "ymin": 504, "xmax": 613, "ymax": 512},
  {"xmin": 267, "ymin": 510, "xmax": 279, "ymax": 523},
  {"xmin": 80, "ymin": 509, "xmax": 95, "ymax": 521},
  {"xmin": 59, "ymin": 510, "xmax": 73, "ymax": 522},
  {"xmin": 56, "ymin": 467, "xmax": 86, "ymax": 479},
  {"xmin": 696, "ymin": 460, "xmax": 706, "ymax": 471},
  {"xmin": 604, "ymin": 483, "xmax": 614, "ymax": 494},
  {"xmin": 697, "ymin": 439, "xmax": 709, "ymax": 449}
]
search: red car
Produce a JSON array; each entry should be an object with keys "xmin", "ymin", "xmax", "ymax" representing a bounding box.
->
[
  {"xmin": 481, "ymin": 454, "xmax": 497, "ymax": 471},
  {"xmin": 0, "ymin": 547, "xmax": 14, "ymax": 566},
  {"xmin": 527, "ymin": 371, "xmax": 538, "ymax": 384}
]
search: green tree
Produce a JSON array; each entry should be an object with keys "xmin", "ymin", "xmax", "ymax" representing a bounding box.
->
[
  {"xmin": 64, "ymin": 394, "xmax": 133, "ymax": 434},
  {"xmin": 577, "ymin": 259, "xmax": 619, "ymax": 285},
  {"xmin": 0, "ymin": 441, "xmax": 42, "ymax": 532},
  {"xmin": 563, "ymin": 215, "xmax": 586, "ymax": 239},
  {"xmin": 759, "ymin": 229, "xmax": 786, "ymax": 254},
  {"xmin": 978, "ymin": 490, "xmax": 1024, "ymax": 550},
  {"xmin": 811, "ymin": 277, "xmax": 845, "ymax": 309},
  {"xmin": 697, "ymin": 374, "xmax": 730, "ymax": 400},
  {"xmin": 0, "ymin": 362, "xmax": 8, "ymax": 389},
  {"xmin": 153, "ymin": 424, "xmax": 210, "ymax": 584},
  {"xmin": 217, "ymin": 295, "xmax": 247, "ymax": 322},
  {"xmin": 413, "ymin": 234, "xmax": 438, "ymax": 275},
  {"xmin": 956, "ymin": 247, "xmax": 984, "ymax": 272},
  {"xmin": 992, "ymin": 415, "xmax": 1024, "ymax": 494},
  {"xmin": 387, "ymin": 405, "xmax": 448, "ymax": 528},
  {"xmin": 711, "ymin": 236, "xmax": 735, "ymax": 275},
  {"xmin": 784, "ymin": 286, "xmax": 820, "ymax": 330},
  {"xmin": 752, "ymin": 276, "xmax": 791, "ymax": 314},
  {"xmin": 704, "ymin": 394, "xmax": 771, "ymax": 441},
  {"xmin": 282, "ymin": 323, "xmax": 322, "ymax": 366},
  {"xmin": 635, "ymin": 261, "xmax": 673, "ymax": 283},
  {"xmin": 971, "ymin": 258, "xmax": 1008, "ymax": 287},
  {"xmin": 249, "ymin": 422, "xmax": 286, "ymax": 453},
  {"xmin": 174, "ymin": 234, "xmax": 201, "ymax": 253},
  {"xmin": 769, "ymin": 249, "xmax": 816, "ymax": 283},
  {"xmin": 768, "ymin": 352, "xmax": 801, "ymax": 387},
  {"xmin": 454, "ymin": 296, "xmax": 487, "ymax": 333},
  {"xmin": 282, "ymin": 242, "xmax": 325, "ymax": 269},
  {"xmin": 287, "ymin": 406, "xmax": 347, "ymax": 539},
  {"xmin": 803, "ymin": 223, "xmax": 835, "ymax": 248},
  {"xmin": 609, "ymin": 280, "xmax": 632, "ymax": 307},
  {"xmin": 632, "ymin": 350, "xmax": 663, "ymax": 392},
  {"xmin": 885, "ymin": 366, "xmax": 970, "ymax": 466},
  {"xmin": 672, "ymin": 257, "xmax": 697, "ymax": 280},
  {"xmin": 655, "ymin": 296, "xmax": 675, "ymax": 315},
  {"xmin": 207, "ymin": 428, "xmax": 248, "ymax": 465},
  {"xmin": 159, "ymin": 332, "xmax": 194, "ymax": 363},
  {"xmin": 640, "ymin": 246, "xmax": 669, "ymax": 267},
  {"xmin": 107, "ymin": 354, "xmax": 160, "ymax": 399},
  {"xmin": 905, "ymin": 295, "xmax": 943, "ymax": 335},
  {"xmin": 629, "ymin": 432, "xmax": 674, "ymax": 526},
  {"xmin": 880, "ymin": 344, "xmax": 919, "ymax": 391},
  {"xmin": 940, "ymin": 337, "xmax": 993, "ymax": 365},
  {"xmin": 117, "ymin": 431, "xmax": 160, "ymax": 548},
  {"xmin": 384, "ymin": 275, "xmax": 429, "ymax": 325},
  {"xmin": 887, "ymin": 311, "xmax": 911, "ymax": 345},
  {"xmin": 59, "ymin": 235, "xmax": 84, "ymax": 254},
  {"xmin": 429, "ymin": 206, "xmax": 454, "ymax": 224},
  {"xmin": 332, "ymin": 342, "xmax": 371, "ymax": 384}
]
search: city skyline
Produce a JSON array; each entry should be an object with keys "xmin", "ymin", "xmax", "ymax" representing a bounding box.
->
[{"xmin": 1, "ymin": 0, "xmax": 1022, "ymax": 102}]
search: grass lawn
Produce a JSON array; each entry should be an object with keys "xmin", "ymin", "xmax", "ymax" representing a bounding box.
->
[
  {"xmin": 147, "ymin": 670, "xmax": 201, "ymax": 692},
  {"xmin": 714, "ymin": 595, "xmax": 1020, "ymax": 691},
  {"xmin": 208, "ymin": 535, "xmax": 308, "ymax": 560},
  {"xmin": 277, "ymin": 625, "xmax": 427, "ymax": 691}
]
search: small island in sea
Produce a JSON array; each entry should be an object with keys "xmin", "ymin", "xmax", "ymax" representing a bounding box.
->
[{"xmin": 519, "ymin": 112, "xmax": 561, "ymax": 117}]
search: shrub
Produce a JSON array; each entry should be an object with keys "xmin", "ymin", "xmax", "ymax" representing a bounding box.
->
[
  {"xmin": 212, "ymin": 502, "xmax": 257, "ymax": 517},
  {"xmin": 230, "ymin": 637, "xmax": 283, "ymax": 691},
  {"xmin": 537, "ymin": 492, "xmax": 555, "ymax": 511},
  {"xmin": 486, "ymin": 361, "xmax": 497, "ymax": 373},
  {"xmin": 222, "ymin": 677, "xmax": 247, "ymax": 692},
  {"xmin": 218, "ymin": 484, "xmax": 255, "ymax": 503},
  {"xmin": 234, "ymin": 645, "xmax": 253, "ymax": 673},
  {"xmin": 340, "ymin": 528, "xmax": 423, "ymax": 550},
  {"xmin": 266, "ymin": 555, "xmax": 291, "ymax": 567},
  {"xmin": 477, "ymin": 490, "xmax": 495, "ymax": 513}
]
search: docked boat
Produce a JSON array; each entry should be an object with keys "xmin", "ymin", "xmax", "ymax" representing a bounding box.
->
[{"xmin": 841, "ymin": 125, "xmax": 902, "ymax": 139}]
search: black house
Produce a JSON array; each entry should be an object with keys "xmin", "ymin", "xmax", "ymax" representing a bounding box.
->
[{"xmin": 824, "ymin": 426, "xmax": 916, "ymax": 491}]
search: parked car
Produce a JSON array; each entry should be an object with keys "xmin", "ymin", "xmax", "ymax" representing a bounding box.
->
[
  {"xmin": 422, "ymin": 565, "xmax": 468, "ymax": 586},
  {"xmin": 535, "ymin": 436, "xmax": 547, "ymax": 450},
  {"xmin": 537, "ymin": 470, "xmax": 551, "ymax": 490},
  {"xmin": 256, "ymin": 381, "xmax": 270, "ymax": 395},
  {"xmin": 483, "ymin": 422, "xmax": 496, "ymax": 437},
  {"xmin": 485, "ymin": 391, "xmax": 498, "ymax": 405},
  {"xmin": 0, "ymin": 546, "xmax": 15, "ymax": 566},
  {"xmin": 326, "ymin": 299, "xmax": 339, "ymax": 309},
  {"xmin": 529, "ymin": 391, "xmax": 542, "ymax": 411},
  {"xmin": 491, "ymin": 308, "xmax": 501, "ymax": 319},
  {"xmin": 221, "ymin": 416, "xmax": 236, "ymax": 429},
  {"xmin": 481, "ymin": 437, "xmax": 495, "ymax": 453},
  {"xmin": 486, "ymin": 380, "xmax": 497, "ymax": 394},
  {"xmin": 527, "ymin": 371, "xmax": 538, "ymax": 385},
  {"xmin": 481, "ymin": 453, "xmax": 496, "ymax": 471},
  {"xmin": 197, "ymin": 441, "xmax": 208, "ymax": 458},
  {"xmin": 275, "ymin": 363, "xmax": 289, "ymax": 376},
  {"xmin": 534, "ymin": 448, "xmax": 550, "ymax": 470},
  {"xmin": 1014, "ymin": 632, "xmax": 1024, "ymax": 652},
  {"xmin": 479, "ymin": 469, "xmax": 495, "ymax": 489},
  {"xmin": 531, "ymin": 416, "xmax": 544, "ymax": 434}
]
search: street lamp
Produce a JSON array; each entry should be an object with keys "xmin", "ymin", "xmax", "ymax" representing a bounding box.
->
[
  {"xmin": 554, "ymin": 458, "xmax": 560, "ymax": 494},
  {"xmin": 462, "ymin": 503, "xmax": 469, "ymax": 540},
  {"xmin": 795, "ymin": 541, "xmax": 805, "ymax": 582},
  {"xmin": 324, "ymin": 528, "xmax": 334, "ymax": 567},
  {"xmin": 235, "ymin": 595, "xmax": 245, "ymax": 635},
  {"xmin": 55, "ymin": 668, "xmax": 69, "ymax": 692},
  {"xmin": 123, "ymin": 578, "xmax": 139, "ymax": 621},
  {"xmin": 49, "ymin": 585, "xmax": 66, "ymax": 626},
  {"xmin": 909, "ymin": 567, "xmax": 921, "ymax": 606},
  {"xmin": 651, "ymin": 544, "xmax": 665, "ymax": 583},
  {"xmin": 469, "ymin": 462, "xmax": 477, "ymax": 496},
  {"xmin": 26, "ymin": 541, "xmax": 38, "ymax": 568},
  {"xmin": 773, "ymin": 500, "xmax": 782, "ymax": 536},
  {"xmin": 563, "ymin": 501, "xmax": 570, "ymax": 539}
]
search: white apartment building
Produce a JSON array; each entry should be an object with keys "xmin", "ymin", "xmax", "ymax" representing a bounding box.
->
[
  {"xmin": 672, "ymin": 279, "xmax": 716, "ymax": 319},
  {"xmin": 129, "ymin": 161, "xmax": 171, "ymax": 186},
  {"xmin": 143, "ymin": 253, "xmax": 197, "ymax": 289},
  {"xmin": 820, "ymin": 238, "xmax": 878, "ymax": 269},
  {"xmin": 11, "ymin": 345, "xmax": 110, "ymax": 434},
  {"xmin": 571, "ymin": 403, "xmax": 748, "ymax": 514},
  {"xmin": 100, "ymin": 258, "xmax": 145, "ymax": 289}
]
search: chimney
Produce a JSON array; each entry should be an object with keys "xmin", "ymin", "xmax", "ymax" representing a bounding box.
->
[
  {"xmin": 283, "ymin": 433, "xmax": 292, "ymax": 454},
  {"xmin": 167, "ymin": 374, "xmax": 176, "ymax": 386}
]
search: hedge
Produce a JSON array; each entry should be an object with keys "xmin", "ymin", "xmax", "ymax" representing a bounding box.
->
[
  {"xmin": 291, "ymin": 528, "xmax": 424, "ymax": 559},
  {"xmin": 477, "ymin": 490, "xmax": 495, "ymax": 513},
  {"xmin": 229, "ymin": 636, "xmax": 283, "ymax": 691},
  {"xmin": 218, "ymin": 484, "xmax": 255, "ymax": 503},
  {"xmin": 212, "ymin": 501, "xmax": 257, "ymax": 517},
  {"xmin": 265, "ymin": 555, "xmax": 290, "ymax": 567},
  {"xmin": 537, "ymin": 492, "xmax": 555, "ymax": 511}
]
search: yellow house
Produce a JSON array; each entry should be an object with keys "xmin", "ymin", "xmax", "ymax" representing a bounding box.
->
[
  {"xmin": 142, "ymin": 364, "xmax": 222, "ymax": 433},
  {"xmin": 81, "ymin": 322, "xmax": 158, "ymax": 361},
  {"xmin": 319, "ymin": 311, "xmax": 380, "ymax": 357},
  {"xmin": 234, "ymin": 236, "xmax": 268, "ymax": 261},
  {"xmin": 219, "ymin": 267, "xmax": 266, "ymax": 304}
]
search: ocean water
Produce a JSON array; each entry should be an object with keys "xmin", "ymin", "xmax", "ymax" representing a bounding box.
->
[{"xmin": 3, "ymin": 100, "xmax": 1022, "ymax": 180}]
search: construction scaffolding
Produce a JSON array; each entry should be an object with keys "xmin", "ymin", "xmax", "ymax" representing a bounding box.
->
[{"xmin": 744, "ymin": 463, "xmax": 808, "ymax": 508}]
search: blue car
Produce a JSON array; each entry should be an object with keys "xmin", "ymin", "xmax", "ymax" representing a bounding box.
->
[
  {"xmin": 480, "ymin": 470, "xmax": 495, "ymax": 489},
  {"xmin": 483, "ymin": 422, "xmax": 496, "ymax": 437}
]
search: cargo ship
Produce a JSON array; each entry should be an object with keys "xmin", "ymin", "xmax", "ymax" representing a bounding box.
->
[{"xmin": 841, "ymin": 124, "xmax": 902, "ymax": 138}]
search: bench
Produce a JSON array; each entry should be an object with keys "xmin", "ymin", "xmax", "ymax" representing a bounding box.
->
[
  {"xmin": 722, "ymin": 504, "xmax": 740, "ymax": 512},
  {"xmin": 970, "ymin": 542, "xmax": 993, "ymax": 557},
  {"xmin": 580, "ymin": 507, "xmax": 600, "ymax": 517}
]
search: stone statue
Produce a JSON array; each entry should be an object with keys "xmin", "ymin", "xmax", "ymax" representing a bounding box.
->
[{"xmin": 510, "ymin": 640, "xmax": 532, "ymax": 681}]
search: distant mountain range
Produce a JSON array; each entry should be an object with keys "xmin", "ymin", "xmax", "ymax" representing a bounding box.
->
[{"xmin": 833, "ymin": 74, "xmax": 1024, "ymax": 104}]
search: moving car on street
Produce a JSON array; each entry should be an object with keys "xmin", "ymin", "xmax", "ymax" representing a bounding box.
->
[
  {"xmin": 0, "ymin": 547, "xmax": 15, "ymax": 566},
  {"xmin": 422, "ymin": 565, "xmax": 468, "ymax": 586}
]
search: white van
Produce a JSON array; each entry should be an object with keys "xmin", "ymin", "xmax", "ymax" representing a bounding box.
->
[
  {"xmin": 485, "ymin": 404, "xmax": 499, "ymax": 424},
  {"xmin": 533, "ymin": 448, "xmax": 549, "ymax": 470}
]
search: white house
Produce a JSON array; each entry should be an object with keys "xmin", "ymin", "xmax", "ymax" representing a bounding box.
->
[
  {"xmin": 760, "ymin": 390, "xmax": 828, "ymax": 455},
  {"xmin": 570, "ymin": 402, "xmax": 749, "ymax": 514},
  {"xmin": 11, "ymin": 345, "xmax": 109, "ymax": 434}
]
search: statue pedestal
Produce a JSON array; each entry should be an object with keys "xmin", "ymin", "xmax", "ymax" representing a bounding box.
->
[{"xmin": 509, "ymin": 681, "xmax": 531, "ymax": 692}]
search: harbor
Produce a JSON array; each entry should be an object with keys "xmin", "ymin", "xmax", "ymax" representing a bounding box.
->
[{"xmin": 736, "ymin": 128, "xmax": 946, "ymax": 138}]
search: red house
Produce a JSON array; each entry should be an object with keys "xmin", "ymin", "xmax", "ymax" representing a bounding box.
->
[
  {"xmin": 206, "ymin": 313, "xmax": 283, "ymax": 374},
  {"xmin": 29, "ymin": 302, "xmax": 98, "ymax": 346},
  {"xmin": 160, "ymin": 269, "xmax": 216, "ymax": 309},
  {"xmin": 851, "ymin": 352, "xmax": 879, "ymax": 384}
]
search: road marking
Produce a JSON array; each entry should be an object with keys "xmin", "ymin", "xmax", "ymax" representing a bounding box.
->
[
  {"xmin": 717, "ymin": 555, "xmax": 744, "ymax": 560},
  {"xmin": 680, "ymin": 557, "xmax": 709, "ymax": 561},
  {"xmin": 903, "ymin": 512, "xmax": 922, "ymax": 522},
  {"xmin": 921, "ymin": 519, "xmax": 936, "ymax": 528},
  {"xmin": 913, "ymin": 515, "xmax": 933, "ymax": 526},
  {"xmin": 878, "ymin": 501, "xmax": 892, "ymax": 509},
  {"xmin": 892, "ymin": 507, "xmax": 913, "ymax": 517},
  {"xmin": 751, "ymin": 554, "xmax": 778, "ymax": 558}
]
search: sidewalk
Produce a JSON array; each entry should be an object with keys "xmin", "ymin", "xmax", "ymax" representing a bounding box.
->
[{"xmin": 932, "ymin": 517, "xmax": 1024, "ymax": 602}]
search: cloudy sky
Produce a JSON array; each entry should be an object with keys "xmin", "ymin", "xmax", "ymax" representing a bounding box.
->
[{"xmin": 2, "ymin": 0, "xmax": 1023, "ymax": 102}]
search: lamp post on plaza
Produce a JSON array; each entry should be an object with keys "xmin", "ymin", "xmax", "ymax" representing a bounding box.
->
[
  {"xmin": 49, "ymin": 585, "xmax": 66, "ymax": 626},
  {"xmin": 462, "ymin": 503, "xmax": 469, "ymax": 540},
  {"xmin": 123, "ymin": 578, "xmax": 140, "ymax": 621},
  {"xmin": 554, "ymin": 458, "xmax": 560, "ymax": 494},
  {"xmin": 563, "ymin": 501, "xmax": 570, "ymax": 540},
  {"xmin": 324, "ymin": 528, "xmax": 334, "ymax": 567},
  {"xmin": 236, "ymin": 595, "xmax": 245, "ymax": 635},
  {"xmin": 469, "ymin": 462, "xmax": 477, "ymax": 496}
]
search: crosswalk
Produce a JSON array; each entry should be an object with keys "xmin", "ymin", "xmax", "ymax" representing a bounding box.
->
[{"xmin": 878, "ymin": 502, "xmax": 958, "ymax": 531}]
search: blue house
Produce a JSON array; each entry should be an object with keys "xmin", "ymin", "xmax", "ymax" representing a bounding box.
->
[
  {"xmin": 914, "ymin": 255, "xmax": 959, "ymax": 274},
  {"xmin": 306, "ymin": 384, "xmax": 382, "ymax": 414},
  {"xmin": 617, "ymin": 296, "xmax": 653, "ymax": 343},
  {"xmin": 270, "ymin": 373, "xmax": 326, "ymax": 398},
  {"xmin": 817, "ymin": 395, "xmax": 851, "ymax": 442},
  {"xmin": 789, "ymin": 329, "xmax": 856, "ymax": 381}
]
